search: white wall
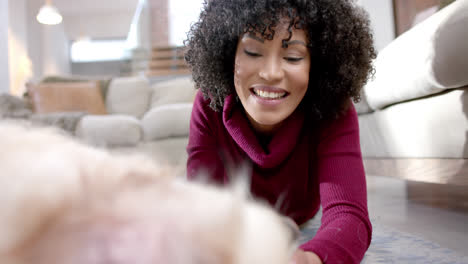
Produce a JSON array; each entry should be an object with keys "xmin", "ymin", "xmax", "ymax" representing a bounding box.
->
[
  {"xmin": 8, "ymin": 0, "xmax": 32, "ymax": 95},
  {"xmin": 65, "ymin": 12, "xmax": 134, "ymax": 40},
  {"xmin": 358, "ymin": 0, "xmax": 395, "ymax": 52},
  {"xmin": 5, "ymin": 0, "xmax": 135, "ymax": 87},
  {"xmin": 42, "ymin": 24, "xmax": 70, "ymax": 76},
  {"xmin": 26, "ymin": 0, "xmax": 44, "ymax": 81},
  {"xmin": 26, "ymin": 0, "xmax": 70, "ymax": 82},
  {"xmin": 0, "ymin": 0, "xmax": 10, "ymax": 93},
  {"xmin": 167, "ymin": 0, "xmax": 396, "ymax": 51},
  {"xmin": 128, "ymin": 0, "xmax": 152, "ymax": 51},
  {"xmin": 168, "ymin": 0, "xmax": 204, "ymax": 46}
]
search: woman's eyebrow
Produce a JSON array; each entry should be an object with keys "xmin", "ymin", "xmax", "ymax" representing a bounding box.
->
[
  {"xmin": 244, "ymin": 33, "xmax": 264, "ymax": 43},
  {"xmin": 285, "ymin": 40, "xmax": 307, "ymax": 47}
]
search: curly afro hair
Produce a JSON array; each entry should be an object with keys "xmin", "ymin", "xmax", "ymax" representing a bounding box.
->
[{"xmin": 185, "ymin": 0, "xmax": 376, "ymax": 121}]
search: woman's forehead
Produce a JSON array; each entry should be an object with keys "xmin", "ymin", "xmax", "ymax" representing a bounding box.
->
[
  {"xmin": 241, "ymin": 26, "xmax": 308, "ymax": 45},
  {"xmin": 243, "ymin": 16, "xmax": 307, "ymax": 40}
]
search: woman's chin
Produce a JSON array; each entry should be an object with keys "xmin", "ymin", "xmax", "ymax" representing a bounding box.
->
[{"xmin": 249, "ymin": 115, "xmax": 286, "ymax": 134}]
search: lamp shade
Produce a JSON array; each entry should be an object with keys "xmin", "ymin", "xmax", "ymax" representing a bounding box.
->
[{"xmin": 36, "ymin": 4, "xmax": 63, "ymax": 25}]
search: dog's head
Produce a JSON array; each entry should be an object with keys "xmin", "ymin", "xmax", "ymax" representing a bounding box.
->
[{"xmin": 0, "ymin": 122, "xmax": 298, "ymax": 264}]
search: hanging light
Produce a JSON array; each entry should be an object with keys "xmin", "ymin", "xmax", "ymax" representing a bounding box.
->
[{"xmin": 36, "ymin": 0, "xmax": 63, "ymax": 25}]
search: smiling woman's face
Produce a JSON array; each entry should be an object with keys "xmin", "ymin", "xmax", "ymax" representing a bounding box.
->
[{"xmin": 234, "ymin": 21, "xmax": 310, "ymax": 134}]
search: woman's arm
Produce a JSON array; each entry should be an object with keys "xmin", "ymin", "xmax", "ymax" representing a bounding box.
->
[
  {"xmin": 186, "ymin": 91, "xmax": 226, "ymax": 183},
  {"xmin": 300, "ymin": 103, "xmax": 372, "ymax": 263},
  {"xmin": 291, "ymin": 249, "xmax": 323, "ymax": 264}
]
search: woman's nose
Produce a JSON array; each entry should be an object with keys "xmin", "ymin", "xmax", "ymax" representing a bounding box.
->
[{"xmin": 259, "ymin": 57, "xmax": 284, "ymax": 82}]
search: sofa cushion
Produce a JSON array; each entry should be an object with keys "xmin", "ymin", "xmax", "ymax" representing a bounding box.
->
[
  {"xmin": 150, "ymin": 76, "xmax": 197, "ymax": 108},
  {"xmin": 106, "ymin": 76, "xmax": 152, "ymax": 118},
  {"xmin": 76, "ymin": 115, "xmax": 142, "ymax": 147},
  {"xmin": 359, "ymin": 88, "xmax": 467, "ymax": 158},
  {"xmin": 141, "ymin": 103, "xmax": 192, "ymax": 141},
  {"xmin": 26, "ymin": 81, "xmax": 107, "ymax": 115},
  {"xmin": 365, "ymin": 0, "xmax": 468, "ymax": 110}
]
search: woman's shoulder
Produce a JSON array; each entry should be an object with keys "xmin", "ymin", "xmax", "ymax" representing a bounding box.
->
[
  {"xmin": 193, "ymin": 90, "xmax": 213, "ymax": 114},
  {"xmin": 192, "ymin": 90, "xmax": 223, "ymax": 125},
  {"xmin": 316, "ymin": 101, "xmax": 359, "ymax": 138},
  {"xmin": 193, "ymin": 89, "xmax": 208, "ymax": 108}
]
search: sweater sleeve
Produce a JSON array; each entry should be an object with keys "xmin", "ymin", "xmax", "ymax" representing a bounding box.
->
[
  {"xmin": 186, "ymin": 91, "xmax": 226, "ymax": 183},
  {"xmin": 299, "ymin": 104, "xmax": 372, "ymax": 264}
]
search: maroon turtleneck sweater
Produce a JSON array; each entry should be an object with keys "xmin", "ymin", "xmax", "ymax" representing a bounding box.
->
[{"xmin": 187, "ymin": 91, "xmax": 371, "ymax": 263}]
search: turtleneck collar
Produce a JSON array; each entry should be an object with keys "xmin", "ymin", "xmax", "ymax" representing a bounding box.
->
[{"xmin": 222, "ymin": 93, "xmax": 305, "ymax": 169}]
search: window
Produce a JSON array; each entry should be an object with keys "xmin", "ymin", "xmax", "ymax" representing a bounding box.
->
[{"xmin": 70, "ymin": 39, "xmax": 129, "ymax": 63}]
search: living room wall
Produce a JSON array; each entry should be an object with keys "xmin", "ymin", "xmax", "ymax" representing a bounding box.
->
[
  {"xmin": 24, "ymin": 0, "xmax": 70, "ymax": 85},
  {"xmin": 65, "ymin": 12, "xmax": 134, "ymax": 41},
  {"xmin": 4, "ymin": 0, "xmax": 71, "ymax": 94},
  {"xmin": 359, "ymin": 0, "xmax": 395, "ymax": 51},
  {"xmin": 3, "ymin": 0, "xmax": 139, "ymax": 91},
  {"xmin": 8, "ymin": 0, "xmax": 32, "ymax": 95},
  {"xmin": 41, "ymin": 25, "xmax": 71, "ymax": 77},
  {"xmin": 0, "ymin": 0, "xmax": 10, "ymax": 94},
  {"xmin": 66, "ymin": 11, "xmax": 134, "ymax": 77}
]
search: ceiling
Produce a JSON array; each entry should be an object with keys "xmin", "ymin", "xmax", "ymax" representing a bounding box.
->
[
  {"xmin": 43, "ymin": 0, "xmax": 140, "ymax": 39},
  {"xmin": 50, "ymin": 0, "xmax": 138, "ymax": 15}
]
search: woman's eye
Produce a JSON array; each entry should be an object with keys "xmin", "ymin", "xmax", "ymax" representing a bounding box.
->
[
  {"xmin": 244, "ymin": 50, "xmax": 261, "ymax": 57},
  {"xmin": 284, "ymin": 57, "xmax": 303, "ymax": 62}
]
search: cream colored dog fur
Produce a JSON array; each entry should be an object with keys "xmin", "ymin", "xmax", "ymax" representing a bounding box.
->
[{"xmin": 0, "ymin": 122, "xmax": 297, "ymax": 264}]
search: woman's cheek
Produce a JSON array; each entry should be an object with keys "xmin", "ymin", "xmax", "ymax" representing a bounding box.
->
[{"xmin": 234, "ymin": 58, "xmax": 249, "ymax": 92}]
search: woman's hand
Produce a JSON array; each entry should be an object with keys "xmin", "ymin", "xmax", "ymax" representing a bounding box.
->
[{"xmin": 290, "ymin": 249, "xmax": 323, "ymax": 264}]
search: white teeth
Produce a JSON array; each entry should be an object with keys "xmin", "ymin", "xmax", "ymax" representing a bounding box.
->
[{"xmin": 254, "ymin": 89, "xmax": 285, "ymax": 99}]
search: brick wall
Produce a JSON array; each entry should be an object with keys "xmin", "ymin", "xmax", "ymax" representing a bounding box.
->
[{"xmin": 149, "ymin": 0, "xmax": 169, "ymax": 47}]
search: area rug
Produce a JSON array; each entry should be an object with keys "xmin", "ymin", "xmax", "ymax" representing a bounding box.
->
[{"xmin": 299, "ymin": 216, "xmax": 468, "ymax": 264}]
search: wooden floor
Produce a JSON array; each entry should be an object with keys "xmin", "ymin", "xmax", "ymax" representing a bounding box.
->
[
  {"xmin": 364, "ymin": 158, "xmax": 468, "ymax": 212},
  {"xmin": 363, "ymin": 158, "xmax": 468, "ymax": 186},
  {"xmin": 406, "ymin": 180, "xmax": 468, "ymax": 212},
  {"xmin": 366, "ymin": 175, "xmax": 468, "ymax": 255}
]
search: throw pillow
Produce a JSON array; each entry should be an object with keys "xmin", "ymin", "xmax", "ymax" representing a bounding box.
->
[
  {"xmin": 27, "ymin": 81, "xmax": 107, "ymax": 115},
  {"xmin": 105, "ymin": 75, "xmax": 152, "ymax": 118},
  {"xmin": 75, "ymin": 115, "xmax": 142, "ymax": 147},
  {"xmin": 150, "ymin": 76, "xmax": 197, "ymax": 108},
  {"xmin": 141, "ymin": 103, "xmax": 193, "ymax": 141}
]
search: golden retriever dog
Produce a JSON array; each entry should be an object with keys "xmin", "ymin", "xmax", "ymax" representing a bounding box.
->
[{"xmin": 0, "ymin": 122, "xmax": 298, "ymax": 264}]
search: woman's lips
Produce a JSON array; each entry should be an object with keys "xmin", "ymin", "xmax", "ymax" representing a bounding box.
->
[
  {"xmin": 250, "ymin": 86, "xmax": 289, "ymax": 100},
  {"xmin": 250, "ymin": 87, "xmax": 288, "ymax": 106}
]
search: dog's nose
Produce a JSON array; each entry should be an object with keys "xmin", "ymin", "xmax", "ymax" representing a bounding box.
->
[{"xmin": 282, "ymin": 216, "xmax": 300, "ymax": 243}]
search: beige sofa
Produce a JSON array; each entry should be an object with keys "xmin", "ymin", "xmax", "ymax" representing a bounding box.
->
[
  {"xmin": 354, "ymin": 0, "xmax": 468, "ymax": 184},
  {"xmin": 77, "ymin": 75, "xmax": 196, "ymax": 168},
  {"xmin": 1, "ymin": 75, "xmax": 196, "ymax": 168}
]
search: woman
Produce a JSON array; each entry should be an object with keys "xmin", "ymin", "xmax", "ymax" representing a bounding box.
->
[{"xmin": 184, "ymin": 0, "xmax": 376, "ymax": 263}]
